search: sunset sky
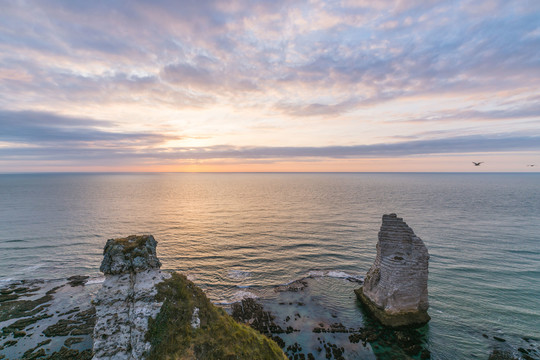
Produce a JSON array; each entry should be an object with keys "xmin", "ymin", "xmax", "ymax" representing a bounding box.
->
[{"xmin": 1, "ymin": 0, "xmax": 539, "ymax": 172}]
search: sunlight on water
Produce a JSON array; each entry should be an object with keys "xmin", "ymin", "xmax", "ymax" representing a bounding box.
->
[{"xmin": 1, "ymin": 173, "xmax": 539, "ymax": 358}]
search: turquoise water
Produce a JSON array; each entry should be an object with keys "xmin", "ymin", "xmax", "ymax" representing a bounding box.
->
[{"xmin": 0, "ymin": 173, "xmax": 539, "ymax": 359}]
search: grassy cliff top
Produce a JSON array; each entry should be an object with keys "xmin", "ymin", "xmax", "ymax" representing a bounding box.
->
[
  {"xmin": 113, "ymin": 235, "xmax": 152, "ymax": 253},
  {"xmin": 146, "ymin": 273, "xmax": 287, "ymax": 360}
]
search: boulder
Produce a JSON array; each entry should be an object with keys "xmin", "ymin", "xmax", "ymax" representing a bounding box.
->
[{"xmin": 355, "ymin": 214, "xmax": 430, "ymax": 328}]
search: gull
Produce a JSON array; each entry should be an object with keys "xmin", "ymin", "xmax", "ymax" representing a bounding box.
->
[
  {"xmin": 527, "ymin": 164, "xmax": 535, "ymax": 167},
  {"xmin": 472, "ymin": 162, "xmax": 483, "ymax": 166}
]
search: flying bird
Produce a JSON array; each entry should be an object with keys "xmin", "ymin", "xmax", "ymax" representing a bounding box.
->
[
  {"xmin": 527, "ymin": 164, "xmax": 535, "ymax": 167},
  {"xmin": 472, "ymin": 162, "xmax": 483, "ymax": 166}
]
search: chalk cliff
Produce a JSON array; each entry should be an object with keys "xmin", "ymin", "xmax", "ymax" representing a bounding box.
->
[
  {"xmin": 93, "ymin": 235, "xmax": 170, "ymax": 359},
  {"xmin": 355, "ymin": 214, "xmax": 430, "ymax": 328},
  {"xmin": 92, "ymin": 235, "xmax": 286, "ymax": 360}
]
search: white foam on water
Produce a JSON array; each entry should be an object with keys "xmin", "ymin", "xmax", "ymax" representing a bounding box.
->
[
  {"xmin": 307, "ymin": 270, "xmax": 364, "ymax": 282},
  {"xmin": 86, "ymin": 276, "xmax": 106, "ymax": 285},
  {"xmin": 22, "ymin": 264, "xmax": 44, "ymax": 272},
  {"xmin": 228, "ymin": 269, "xmax": 251, "ymax": 280},
  {"xmin": 187, "ymin": 273, "xmax": 197, "ymax": 281},
  {"xmin": 326, "ymin": 270, "xmax": 351, "ymax": 278},
  {"xmin": 0, "ymin": 278, "xmax": 14, "ymax": 288},
  {"xmin": 214, "ymin": 290, "xmax": 258, "ymax": 305},
  {"xmin": 307, "ymin": 270, "xmax": 325, "ymax": 278}
]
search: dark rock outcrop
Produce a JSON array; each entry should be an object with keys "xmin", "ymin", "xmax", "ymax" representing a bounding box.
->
[
  {"xmin": 355, "ymin": 214, "xmax": 430, "ymax": 328},
  {"xmin": 99, "ymin": 235, "xmax": 161, "ymax": 275}
]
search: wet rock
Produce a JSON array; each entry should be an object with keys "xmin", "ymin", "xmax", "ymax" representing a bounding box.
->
[
  {"xmin": 272, "ymin": 335, "xmax": 286, "ymax": 348},
  {"xmin": 2, "ymin": 312, "xmax": 53, "ymax": 335},
  {"xmin": 13, "ymin": 330, "xmax": 26, "ymax": 337},
  {"xmin": 0, "ymin": 294, "xmax": 18, "ymax": 303},
  {"xmin": 274, "ymin": 280, "xmax": 308, "ymax": 293},
  {"xmin": 231, "ymin": 298, "xmax": 285, "ymax": 335},
  {"xmin": 348, "ymin": 333, "xmax": 362, "ymax": 343},
  {"xmin": 37, "ymin": 339, "xmax": 52, "ymax": 347},
  {"xmin": 0, "ymin": 292, "xmax": 53, "ymax": 322},
  {"xmin": 67, "ymin": 275, "xmax": 89, "ymax": 287},
  {"xmin": 46, "ymin": 346, "xmax": 93, "ymax": 359},
  {"xmin": 43, "ymin": 319, "xmax": 79, "ymax": 337},
  {"xmin": 356, "ymin": 213, "xmax": 430, "ymax": 328},
  {"xmin": 22, "ymin": 347, "xmax": 46, "ymax": 359},
  {"xmin": 488, "ymin": 349, "xmax": 518, "ymax": 360},
  {"xmin": 420, "ymin": 348, "xmax": 431, "ymax": 359},
  {"xmin": 64, "ymin": 336, "xmax": 84, "ymax": 347}
]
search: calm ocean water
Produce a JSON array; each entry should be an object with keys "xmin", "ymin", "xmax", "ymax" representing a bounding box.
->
[{"xmin": 0, "ymin": 173, "xmax": 539, "ymax": 359}]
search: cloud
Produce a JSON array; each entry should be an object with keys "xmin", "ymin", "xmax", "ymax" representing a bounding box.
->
[
  {"xmin": 2, "ymin": 0, "xmax": 539, "ymax": 111},
  {"xmin": 402, "ymin": 102, "xmax": 540, "ymax": 123},
  {"xmin": 1, "ymin": 111, "xmax": 538, "ymax": 164},
  {"xmin": 0, "ymin": 110, "xmax": 173, "ymax": 146},
  {"xmin": 0, "ymin": 0, "xmax": 539, "ymax": 171},
  {"xmin": 275, "ymin": 98, "xmax": 360, "ymax": 116}
]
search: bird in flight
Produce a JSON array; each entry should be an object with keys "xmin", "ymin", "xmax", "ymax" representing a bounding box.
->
[
  {"xmin": 527, "ymin": 164, "xmax": 535, "ymax": 167},
  {"xmin": 472, "ymin": 162, "xmax": 483, "ymax": 166}
]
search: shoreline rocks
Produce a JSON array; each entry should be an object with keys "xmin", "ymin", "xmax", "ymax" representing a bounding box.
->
[{"xmin": 355, "ymin": 214, "xmax": 430, "ymax": 328}]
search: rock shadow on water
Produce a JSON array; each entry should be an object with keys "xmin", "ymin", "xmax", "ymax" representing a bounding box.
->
[{"xmin": 354, "ymin": 295, "xmax": 431, "ymax": 360}]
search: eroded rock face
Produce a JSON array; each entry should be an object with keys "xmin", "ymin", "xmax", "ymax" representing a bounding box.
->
[
  {"xmin": 356, "ymin": 214, "xmax": 430, "ymax": 328},
  {"xmin": 92, "ymin": 235, "xmax": 170, "ymax": 360},
  {"xmin": 99, "ymin": 235, "xmax": 161, "ymax": 275}
]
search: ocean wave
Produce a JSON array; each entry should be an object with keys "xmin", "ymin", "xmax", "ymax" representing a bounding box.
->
[
  {"xmin": 299, "ymin": 270, "xmax": 364, "ymax": 283},
  {"xmin": 228, "ymin": 269, "xmax": 251, "ymax": 280},
  {"xmin": 214, "ymin": 290, "xmax": 258, "ymax": 305},
  {"xmin": 21, "ymin": 264, "xmax": 44, "ymax": 272},
  {"xmin": 86, "ymin": 276, "xmax": 106, "ymax": 285}
]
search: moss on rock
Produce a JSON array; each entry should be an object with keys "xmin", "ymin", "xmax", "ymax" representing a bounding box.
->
[{"xmin": 146, "ymin": 273, "xmax": 287, "ymax": 360}]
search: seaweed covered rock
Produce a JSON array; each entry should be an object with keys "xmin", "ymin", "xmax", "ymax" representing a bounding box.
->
[{"xmin": 355, "ymin": 214, "xmax": 430, "ymax": 328}]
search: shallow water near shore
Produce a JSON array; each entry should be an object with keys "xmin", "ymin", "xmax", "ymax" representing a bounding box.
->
[{"xmin": 1, "ymin": 172, "xmax": 540, "ymax": 359}]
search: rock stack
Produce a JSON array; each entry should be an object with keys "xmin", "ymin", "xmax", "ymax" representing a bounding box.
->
[
  {"xmin": 92, "ymin": 235, "xmax": 171, "ymax": 360},
  {"xmin": 355, "ymin": 214, "xmax": 430, "ymax": 328}
]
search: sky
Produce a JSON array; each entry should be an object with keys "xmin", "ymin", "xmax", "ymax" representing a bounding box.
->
[{"xmin": 0, "ymin": 0, "xmax": 539, "ymax": 172}]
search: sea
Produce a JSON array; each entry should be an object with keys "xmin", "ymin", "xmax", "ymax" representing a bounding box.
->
[{"xmin": 0, "ymin": 172, "xmax": 539, "ymax": 359}]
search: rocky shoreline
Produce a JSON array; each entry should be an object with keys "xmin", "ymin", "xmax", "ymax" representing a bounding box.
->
[
  {"xmin": 1, "ymin": 231, "xmax": 539, "ymax": 359},
  {"xmin": 0, "ymin": 277, "xmax": 97, "ymax": 359},
  {"xmin": 1, "ymin": 275, "xmax": 539, "ymax": 359}
]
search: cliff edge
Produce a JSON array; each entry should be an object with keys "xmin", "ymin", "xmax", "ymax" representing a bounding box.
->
[
  {"xmin": 355, "ymin": 214, "xmax": 430, "ymax": 328},
  {"xmin": 92, "ymin": 235, "xmax": 286, "ymax": 360}
]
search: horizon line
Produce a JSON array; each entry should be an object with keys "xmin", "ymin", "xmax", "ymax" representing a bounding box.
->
[{"xmin": 1, "ymin": 171, "xmax": 539, "ymax": 175}]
